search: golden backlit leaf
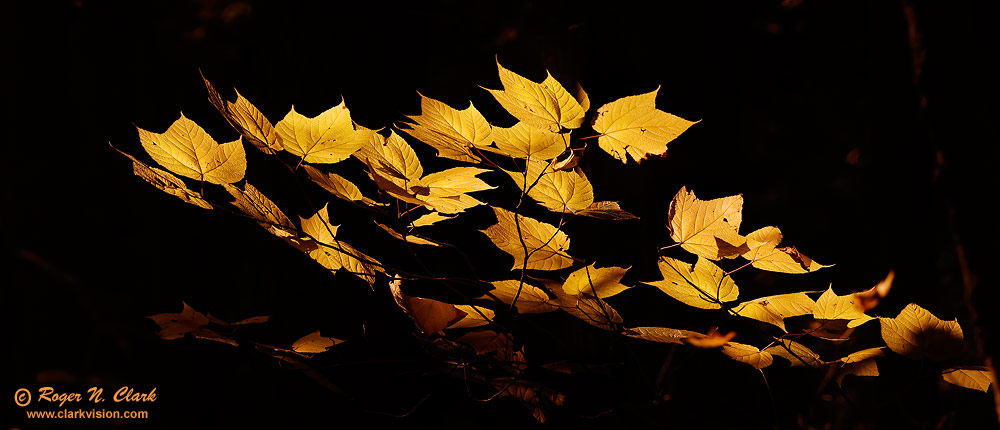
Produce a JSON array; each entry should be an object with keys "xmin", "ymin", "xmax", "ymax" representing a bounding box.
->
[
  {"xmin": 202, "ymin": 72, "xmax": 283, "ymax": 154},
  {"xmin": 575, "ymin": 201, "xmax": 639, "ymax": 220},
  {"xmin": 562, "ymin": 264, "xmax": 630, "ymax": 299},
  {"xmin": 223, "ymin": 183, "xmax": 296, "ymax": 238},
  {"xmin": 765, "ymin": 339, "xmax": 823, "ymax": 367},
  {"xmin": 119, "ymin": 149, "xmax": 212, "ymax": 209},
  {"xmin": 374, "ymin": 221, "xmax": 439, "ymax": 246},
  {"xmin": 853, "ymin": 270, "xmax": 894, "ymax": 312},
  {"xmin": 492, "ymin": 122, "xmax": 569, "ymax": 160},
  {"xmin": 552, "ymin": 285, "xmax": 622, "ymax": 331},
  {"xmin": 941, "ymin": 367, "xmax": 993, "ymax": 392},
  {"xmin": 291, "ymin": 330, "xmax": 343, "ymax": 354},
  {"xmin": 147, "ymin": 302, "xmax": 209, "ymax": 340},
  {"xmin": 300, "ymin": 204, "xmax": 380, "ymax": 286},
  {"xmin": 814, "ymin": 286, "xmax": 875, "ymax": 328},
  {"xmin": 484, "ymin": 59, "xmax": 587, "ymax": 132},
  {"xmin": 549, "ymin": 145, "xmax": 585, "ymax": 171},
  {"xmin": 398, "ymin": 93, "xmax": 490, "ymax": 163},
  {"xmin": 839, "ymin": 347, "xmax": 887, "ymax": 365},
  {"xmin": 880, "ymin": 303, "xmax": 964, "ymax": 361},
  {"xmin": 733, "ymin": 292, "xmax": 815, "ymax": 332},
  {"xmin": 480, "ymin": 206, "xmax": 573, "ymax": 271},
  {"xmin": 389, "ymin": 277, "xmax": 466, "ymax": 336},
  {"xmin": 357, "ymin": 130, "xmax": 423, "ymax": 182},
  {"xmin": 448, "ymin": 305, "xmax": 495, "ymax": 329},
  {"xmin": 488, "ymin": 280, "xmax": 559, "ymax": 314},
  {"xmin": 741, "ymin": 226, "xmax": 829, "ymax": 273},
  {"xmin": 667, "ymin": 186, "xmax": 746, "ymax": 260},
  {"xmin": 137, "ymin": 114, "xmax": 247, "ymax": 184},
  {"xmin": 410, "ymin": 212, "xmax": 457, "ymax": 227},
  {"xmin": 721, "ymin": 342, "xmax": 774, "ymax": 369},
  {"xmin": 835, "ymin": 358, "xmax": 879, "ymax": 386},
  {"xmin": 505, "ymin": 159, "xmax": 593, "ymax": 213},
  {"xmin": 304, "ymin": 165, "xmax": 381, "ymax": 207},
  {"xmin": 643, "ymin": 256, "xmax": 738, "ymax": 309},
  {"xmin": 274, "ymin": 101, "xmax": 373, "ymax": 164},
  {"xmin": 624, "ymin": 326, "xmax": 701, "ymax": 344},
  {"xmin": 590, "ymin": 87, "xmax": 696, "ymax": 163}
]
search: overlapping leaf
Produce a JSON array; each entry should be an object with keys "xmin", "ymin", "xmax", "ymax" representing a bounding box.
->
[
  {"xmin": 667, "ymin": 186, "xmax": 746, "ymax": 260},
  {"xmin": 562, "ymin": 264, "xmax": 630, "ymax": 299},
  {"xmin": 398, "ymin": 93, "xmax": 490, "ymax": 163},
  {"xmin": 591, "ymin": 87, "xmax": 696, "ymax": 163},
  {"xmin": 292, "ymin": 331, "xmax": 344, "ymax": 353},
  {"xmin": 389, "ymin": 278, "xmax": 466, "ymax": 336},
  {"xmin": 879, "ymin": 303, "xmax": 964, "ymax": 361},
  {"xmin": 300, "ymin": 204, "xmax": 380, "ymax": 286},
  {"xmin": 202, "ymin": 72, "xmax": 282, "ymax": 154},
  {"xmin": 137, "ymin": 114, "xmax": 247, "ymax": 184},
  {"xmin": 504, "ymin": 159, "xmax": 593, "ymax": 213},
  {"xmin": 487, "ymin": 280, "xmax": 559, "ymax": 314},
  {"xmin": 492, "ymin": 122, "xmax": 569, "ymax": 160},
  {"xmin": 733, "ymin": 292, "xmax": 815, "ymax": 332},
  {"xmin": 814, "ymin": 286, "xmax": 875, "ymax": 328},
  {"xmin": 223, "ymin": 183, "xmax": 296, "ymax": 238},
  {"xmin": 479, "ymin": 206, "xmax": 572, "ymax": 271},
  {"xmin": 304, "ymin": 165, "xmax": 381, "ymax": 207},
  {"xmin": 721, "ymin": 342, "xmax": 774, "ymax": 369},
  {"xmin": 765, "ymin": 339, "xmax": 823, "ymax": 367},
  {"xmin": 484, "ymin": 59, "xmax": 587, "ymax": 132},
  {"xmin": 118, "ymin": 149, "xmax": 212, "ymax": 209},
  {"xmin": 643, "ymin": 256, "xmax": 738, "ymax": 309},
  {"xmin": 941, "ymin": 367, "xmax": 993, "ymax": 392},
  {"xmin": 275, "ymin": 100, "xmax": 374, "ymax": 164},
  {"xmin": 740, "ymin": 226, "xmax": 829, "ymax": 273}
]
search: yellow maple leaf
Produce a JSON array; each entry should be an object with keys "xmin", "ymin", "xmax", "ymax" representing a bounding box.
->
[
  {"xmin": 449, "ymin": 305, "xmax": 496, "ymax": 329},
  {"xmin": 357, "ymin": 130, "xmax": 423, "ymax": 182},
  {"xmin": 479, "ymin": 206, "xmax": 573, "ymax": 271},
  {"xmin": 374, "ymin": 221, "xmax": 439, "ymax": 247},
  {"xmin": 117, "ymin": 149, "xmax": 213, "ymax": 209},
  {"xmin": 303, "ymin": 165, "xmax": 382, "ymax": 207},
  {"xmin": 624, "ymin": 326, "xmax": 701, "ymax": 344},
  {"xmin": 223, "ymin": 183, "xmax": 295, "ymax": 237},
  {"xmin": 941, "ymin": 367, "xmax": 993, "ymax": 392},
  {"xmin": 398, "ymin": 93, "xmax": 490, "ymax": 163},
  {"xmin": 274, "ymin": 100, "xmax": 373, "ymax": 164},
  {"xmin": 590, "ymin": 87, "xmax": 697, "ymax": 163},
  {"xmin": 410, "ymin": 212, "xmax": 457, "ymax": 227},
  {"xmin": 814, "ymin": 286, "xmax": 875, "ymax": 328},
  {"xmin": 137, "ymin": 114, "xmax": 247, "ymax": 184},
  {"xmin": 483, "ymin": 58, "xmax": 587, "ymax": 132},
  {"xmin": 741, "ymin": 226, "xmax": 829, "ymax": 273},
  {"xmin": 667, "ymin": 186, "xmax": 746, "ymax": 260},
  {"xmin": 291, "ymin": 330, "xmax": 343, "ymax": 354},
  {"xmin": 721, "ymin": 342, "xmax": 774, "ymax": 369},
  {"xmin": 486, "ymin": 280, "xmax": 558, "ymax": 314},
  {"xmin": 733, "ymin": 292, "xmax": 815, "ymax": 332},
  {"xmin": 643, "ymin": 256, "xmax": 738, "ymax": 309},
  {"xmin": 552, "ymin": 287, "xmax": 623, "ymax": 331},
  {"xmin": 504, "ymin": 159, "xmax": 593, "ymax": 213},
  {"xmin": 562, "ymin": 264, "xmax": 630, "ymax": 299},
  {"xmin": 575, "ymin": 201, "xmax": 639, "ymax": 221},
  {"xmin": 765, "ymin": 338, "xmax": 823, "ymax": 367},
  {"xmin": 300, "ymin": 204, "xmax": 381, "ymax": 286},
  {"xmin": 388, "ymin": 277, "xmax": 466, "ymax": 336},
  {"xmin": 492, "ymin": 122, "xmax": 569, "ymax": 160},
  {"xmin": 202, "ymin": 71, "xmax": 282, "ymax": 154},
  {"xmin": 879, "ymin": 303, "xmax": 964, "ymax": 361}
]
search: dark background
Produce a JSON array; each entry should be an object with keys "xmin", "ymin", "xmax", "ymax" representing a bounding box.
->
[{"xmin": 3, "ymin": 0, "xmax": 999, "ymax": 428}]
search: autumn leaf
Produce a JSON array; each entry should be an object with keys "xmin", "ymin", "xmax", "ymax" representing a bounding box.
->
[
  {"xmin": 721, "ymin": 342, "xmax": 774, "ymax": 369},
  {"xmin": 562, "ymin": 264, "xmax": 630, "ymax": 299},
  {"xmin": 765, "ymin": 339, "xmax": 823, "ymax": 367},
  {"xmin": 487, "ymin": 280, "xmax": 559, "ymax": 314},
  {"xmin": 137, "ymin": 114, "xmax": 247, "ymax": 184},
  {"xmin": 410, "ymin": 212, "xmax": 457, "ymax": 227},
  {"xmin": 449, "ymin": 305, "xmax": 496, "ymax": 329},
  {"xmin": 304, "ymin": 165, "xmax": 382, "ymax": 207},
  {"xmin": 682, "ymin": 328, "xmax": 737, "ymax": 349},
  {"xmin": 643, "ymin": 256, "xmax": 738, "ymax": 309},
  {"xmin": 357, "ymin": 130, "xmax": 423, "ymax": 182},
  {"xmin": 480, "ymin": 206, "xmax": 573, "ymax": 271},
  {"xmin": 374, "ymin": 221, "xmax": 439, "ymax": 247},
  {"xmin": 117, "ymin": 148, "xmax": 212, "ymax": 209},
  {"xmin": 147, "ymin": 302, "xmax": 237, "ymax": 347},
  {"xmin": 814, "ymin": 286, "xmax": 875, "ymax": 328},
  {"xmin": 575, "ymin": 201, "xmax": 639, "ymax": 221},
  {"xmin": 832, "ymin": 347, "xmax": 885, "ymax": 386},
  {"xmin": 223, "ymin": 183, "xmax": 296, "ymax": 238},
  {"xmin": 202, "ymin": 71, "xmax": 282, "ymax": 154},
  {"xmin": 740, "ymin": 226, "xmax": 829, "ymax": 273},
  {"xmin": 941, "ymin": 367, "xmax": 993, "ymax": 392},
  {"xmin": 624, "ymin": 326, "xmax": 701, "ymax": 344},
  {"xmin": 733, "ymin": 292, "xmax": 815, "ymax": 332},
  {"xmin": 483, "ymin": 58, "xmax": 587, "ymax": 132},
  {"xmin": 880, "ymin": 303, "xmax": 964, "ymax": 361},
  {"xmin": 504, "ymin": 159, "xmax": 593, "ymax": 213},
  {"xmin": 274, "ymin": 100, "xmax": 374, "ymax": 164},
  {"xmin": 389, "ymin": 277, "xmax": 466, "ymax": 336},
  {"xmin": 291, "ymin": 331, "xmax": 343, "ymax": 354},
  {"xmin": 552, "ymin": 284, "xmax": 623, "ymax": 331},
  {"xmin": 300, "ymin": 204, "xmax": 381, "ymax": 286},
  {"xmin": 398, "ymin": 92, "xmax": 490, "ymax": 163},
  {"xmin": 667, "ymin": 186, "xmax": 746, "ymax": 260},
  {"xmin": 492, "ymin": 122, "xmax": 569, "ymax": 160},
  {"xmin": 853, "ymin": 270, "xmax": 894, "ymax": 312},
  {"xmin": 590, "ymin": 87, "xmax": 697, "ymax": 163}
]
